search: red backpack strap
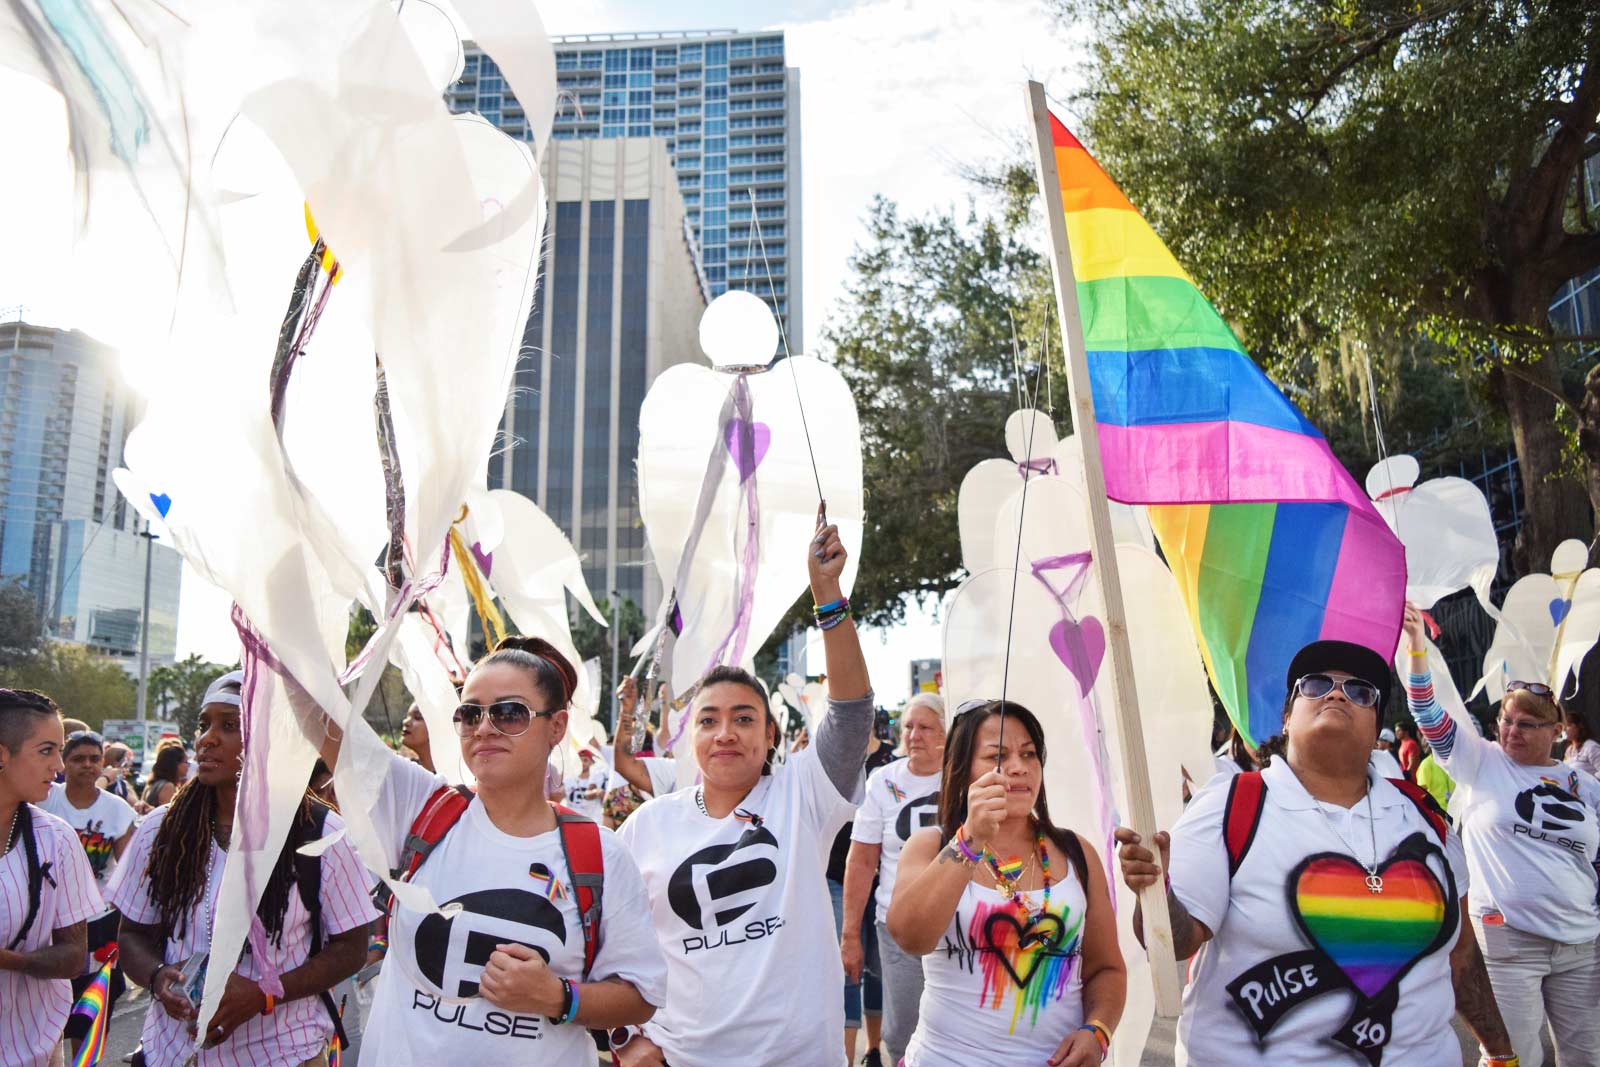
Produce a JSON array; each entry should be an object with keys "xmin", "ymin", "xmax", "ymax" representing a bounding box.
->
[
  {"xmin": 1387, "ymin": 777, "xmax": 1450, "ymax": 845},
  {"xmin": 1223, "ymin": 771, "xmax": 1267, "ymax": 880},
  {"xmin": 376, "ymin": 784, "xmax": 474, "ymax": 917},
  {"xmin": 553, "ymin": 804, "xmax": 605, "ymax": 980}
]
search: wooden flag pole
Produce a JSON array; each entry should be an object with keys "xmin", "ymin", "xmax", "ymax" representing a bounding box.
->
[{"xmin": 1024, "ymin": 79, "xmax": 1183, "ymax": 1017}]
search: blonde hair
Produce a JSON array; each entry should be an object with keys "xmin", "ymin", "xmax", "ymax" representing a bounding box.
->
[{"xmin": 1502, "ymin": 687, "xmax": 1561, "ymax": 725}]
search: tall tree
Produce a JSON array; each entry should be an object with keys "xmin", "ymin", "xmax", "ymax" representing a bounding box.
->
[
  {"xmin": 1057, "ymin": 0, "xmax": 1600, "ymax": 568},
  {"xmin": 823, "ymin": 196, "xmax": 1055, "ymax": 626},
  {"xmin": 145, "ymin": 653, "xmax": 232, "ymax": 737},
  {"xmin": 0, "ymin": 579, "xmax": 43, "ymax": 668}
]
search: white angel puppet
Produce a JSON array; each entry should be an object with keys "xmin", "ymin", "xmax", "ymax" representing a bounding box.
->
[{"xmin": 636, "ymin": 291, "xmax": 864, "ymax": 757}]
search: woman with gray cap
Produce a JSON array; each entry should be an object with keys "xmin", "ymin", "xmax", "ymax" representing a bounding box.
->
[
  {"xmin": 109, "ymin": 671, "xmax": 376, "ymax": 1066},
  {"xmin": 1115, "ymin": 638, "xmax": 1517, "ymax": 1067},
  {"xmin": 1400, "ymin": 603, "xmax": 1600, "ymax": 1067}
]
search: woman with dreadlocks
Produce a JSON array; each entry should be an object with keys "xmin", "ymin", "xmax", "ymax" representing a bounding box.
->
[
  {"xmin": 0, "ymin": 688, "xmax": 102, "ymax": 1067},
  {"xmin": 109, "ymin": 672, "xmax": 376, "ymax": 1067}
]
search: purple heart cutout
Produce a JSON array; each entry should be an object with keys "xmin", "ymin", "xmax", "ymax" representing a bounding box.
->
[
  {"xmin": 1551, "ymin": 599, "xmax": 1572, "ymax": 626},
  {"xmin": 1050, "ymin": 616, "xmax": 1106, "ymax": 696},
  {"xmin": 470, "ymin": 541, "xmax": 494, "ymax": 578},
  {"xmin": 723, "ymin": 418, "xmax": 772, "ymax": 482}
]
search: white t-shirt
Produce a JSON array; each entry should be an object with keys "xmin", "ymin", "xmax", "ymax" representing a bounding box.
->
[
  {"xmin": 562, "ymin": 770, "xmax": 608, "ymax": 822},
  {"xmin": 1370, "ymin": 747, "xmax": 1405, "ymax": 780},
  {"xmin": 106, "ymin": 804, "xmax": 378, "ymax": 1067},
  {"xmin": 1565, "ymin": 738, "xmax": 1600, "ymax": 782},
  {"xmin": 1169, "ymin": 760, "xmax": 1469, "ymax": 1067},
  {"xmin": 905, "ymin": 864, "xmax": 1088, "ymax": 1066},
  {"xmin": 639, "ymin": 755, "xmax": 679, "ymax": 798},
  {"xmin": 617, "ymin": 746, "xmax": 860, "ymax": 1066},
  {"xmin": 1440, "ymin": 737, "xmax": 1600, "ymax": 944},
  {"xmin": 0, "ymin": 806, "xmax": 102, "ymax": 1067},
  {"xmin": 41, "ymin": 783, "xmax": 137, "ymax": 905},
  {"xmin": 850, "ymin": 757, "xmax": 942, "ymax": 924},
  {"xmin": 360, "ymin": 756, "xmax": 667, "ymax": 1067}
]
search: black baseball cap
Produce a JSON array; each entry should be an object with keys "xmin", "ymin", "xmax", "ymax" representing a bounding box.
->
[{"xmin": 1286, "ymin": 640, "xmax": 1393, "ymax": 710}]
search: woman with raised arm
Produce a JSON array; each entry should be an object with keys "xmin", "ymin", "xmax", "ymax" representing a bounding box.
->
[
  {"xmin": 0, "ymin": 689, "xmax": 102, "ymax": 1067},
  {"xmin": 1400, "ymin": 602, "xmax": 1600, "ymax": 1066},
  {"xmin": 111, "ymin": 672, "xmax": 375, "ymax": 1067},
  {"xmin": 613, "ymin": 516, "xmax": 876, "ymax": 1067},
  {"xmin": 1116, "ymin": 638, "xmax": 1516, "ymax": 1067},
  {"xmin": 316, "ymin": 635, "xmax": 666, "ymax": 1067},
  {"xmin": 889, "ymin": 701, "xmax": 1125, "ymax": 1067}
]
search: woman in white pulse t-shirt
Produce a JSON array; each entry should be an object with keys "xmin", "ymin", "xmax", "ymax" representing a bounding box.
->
[
  {"xmin": 841, "ymin": 692, "xmax": 946, "ymax": 1065},
  {"xmin": 1118, "ymin": 637, "xmax": 1517, "ymax": 1067},
  {"xmin": 890, "ymin": 700, "xmax": 1124, "ymax": 1067},
  {"xmin": 614, "ymin": 519, "xmax": 876, "ymax": 1067},
  {"xmin": 318, "ymin": 635, "xmax": 666, "ymax": 1067},
  {"xmin": 0, "ymin": 689, "xmax": 102, "ymax": 1067},
  {"xmin": 1400, "ymin": 603, "xmax": 1600, "ymax": 1067}
]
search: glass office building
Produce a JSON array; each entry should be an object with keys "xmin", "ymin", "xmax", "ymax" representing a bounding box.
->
[
  {"xmin": 0, "ymin": 320, "xmax": 180, "ymax": 665},
  {"xmin": 449, "ymin": 29, "xmax": 803, "ymax": 349},
  {"xmin": 485, "ymin": 139, "xmax": 708, "ymax": 615}
]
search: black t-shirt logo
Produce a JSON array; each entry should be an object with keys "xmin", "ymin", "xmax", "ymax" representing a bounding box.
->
[
  {"xmin": 668, "ymin": 825, "xmax": 780, "ymax": 930},
  {"xmin": 1515, "ymin": 783, "xmax": 1588, "ymax": 831},
  {"xmin": 895, "ymin": 793, "xmax": 940, "ymax": 842},
  {"xmin": 414, "ymin": 888, "xmax": 567, "ymax": 998}
]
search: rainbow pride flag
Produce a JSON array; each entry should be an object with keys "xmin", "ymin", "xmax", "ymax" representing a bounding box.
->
[
  {"xmin": 69, "ymin": 959, "xmax": 114, "ymax": 1067},
  {"xmin": 1045, "ymin": 114, "xmax": 1405, "ymax": 745}
]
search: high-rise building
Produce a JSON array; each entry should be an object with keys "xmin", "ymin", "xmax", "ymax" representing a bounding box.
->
[
  {"xmin": 449, "ymin": 29, "xmax": 803, "ymax": 347},
  {"xmin": 485, "ymin": 139, "xmax": 708, "ymax": 615},
  {"xmin": 0, "ymin": 319, "xmax": 180, "ymax": 667}
]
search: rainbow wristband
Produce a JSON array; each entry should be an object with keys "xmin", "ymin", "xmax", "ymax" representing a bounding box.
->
[
  {"xmin": 557, "ymin": 979, "xmax": 580, "ymax": 1025},
  {"xmin": 953, "ymin": 831, "xmax": 984, "ymax": 865},
  {"xmin": 1485, "ymin": 1057, "xmax": 1519, "ymax": 1067},
  {"xmin": 814, "ymin": 597, "xmax": 848, "ymax": 615},
  {"xmin": 1078, "ymin": 1022, "xmax": 1110, "ymax": 1057}
]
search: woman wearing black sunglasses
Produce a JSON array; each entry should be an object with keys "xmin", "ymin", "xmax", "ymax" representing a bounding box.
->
[
  {"xmin": 1115, "ymin": 638, "xmax": 1515, "ymax": 1067},
  {"xmin": 316, "ymin": 635, "xmax": 667, "ymax": 1067},
  {"xmin": 1400, "ymin": 603, "xmax": 1600, "ymax": 1067}
]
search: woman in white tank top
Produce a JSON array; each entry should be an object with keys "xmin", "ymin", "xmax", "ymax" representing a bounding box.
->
[{"xmin": 888, "ymin": 700, "xmax": 1126, "ymax": 1066}]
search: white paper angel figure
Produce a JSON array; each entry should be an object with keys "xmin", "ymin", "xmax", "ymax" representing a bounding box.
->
[
  {"xmin": 1475, "ymin": 539, "xmax": 1600, "ymax": 701},
  {"xmin": 1365, "ymin": 455, "xmax": 1499, "ymax": 609},
  {"xmin": 637, "ymin": 291, "xmax": 864, "ymax": 696}
]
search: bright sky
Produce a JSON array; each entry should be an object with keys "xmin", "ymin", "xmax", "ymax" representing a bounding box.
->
[{"xmin": 0, "ymin": 0, "xmax": 1081, "ymax": 699}]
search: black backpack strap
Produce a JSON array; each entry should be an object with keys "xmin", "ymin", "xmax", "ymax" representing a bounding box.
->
[
  {"xmin": 1061, "ymin": 830, "xmax": 1089, "ymax": 895},
  {"xmin": 292, "ymin": 801, "xmax": 350, "ymax": 1051},
  {"xmin": 7, "ymin": 804, "xmax": 44, "ymax": 950}
]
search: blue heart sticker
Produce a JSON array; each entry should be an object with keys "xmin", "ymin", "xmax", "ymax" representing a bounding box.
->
[
  {"xmin": 1550, "ymin": 599, "xmax": 1571, "ymax": 626},
  {"xmin": 149, "ymin": 493, "xmax": 172, "ymax": 517}
]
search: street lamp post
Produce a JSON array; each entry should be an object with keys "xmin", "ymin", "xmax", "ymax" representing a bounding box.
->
[
  {"xmin": 135, "ymin": 524, "xmax": 155, "ymax": 725},
  {"xmin": 609, "ymin": 589, "xmax": 621, "ymax": 731}
]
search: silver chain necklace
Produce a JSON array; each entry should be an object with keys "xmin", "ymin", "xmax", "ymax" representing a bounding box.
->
[{"xmin": 1316, "ymin": 782, "xmax": 1384, "ymax": 893}]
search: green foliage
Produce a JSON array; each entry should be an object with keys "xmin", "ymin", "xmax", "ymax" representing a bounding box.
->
[
  {"xmin": 1055, "ymin": 0, "xmax": 1600, "ymax": 563},
  {"xmin": 571, "ymin": 597, "xmax": 648, "ymax": 721},
  {"xmin": 822, "ymin": 196, "xmax": 1060, "ymax": 627},
  {"xmin": 0, "ymin": 643, "xmax": 137, "ymax": 729},
  {"xmin": 146, "ymin": 653, "xmax": 233, "ymax": 738}
]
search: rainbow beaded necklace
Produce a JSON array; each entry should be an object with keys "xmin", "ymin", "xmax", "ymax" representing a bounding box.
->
[{"xmin": 981, "ymin": 829, "xmax": 1052, "ymax": 921}]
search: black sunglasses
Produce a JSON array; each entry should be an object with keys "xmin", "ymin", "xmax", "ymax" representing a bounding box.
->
[
  {"xmin": 451, "ymin": 700, "xmax": 555, "ymax": 737},
  {"xmin": 1507, "ymin": 680, "xmax": 1555, "ymax": 699},
  {"xmin": 1294, "ymin": 673, "xmax": 1381, "ymax": 708}
]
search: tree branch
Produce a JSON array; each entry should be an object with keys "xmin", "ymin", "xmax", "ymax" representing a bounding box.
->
[{"xmin": 1505, "ymin": 37, "xmax": 1600, "ymax": 249}]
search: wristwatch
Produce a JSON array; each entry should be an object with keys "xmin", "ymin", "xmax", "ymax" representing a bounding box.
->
[{"xmin": 609, "ymin": 1026, "xmax": 637, "ymax": 1050}]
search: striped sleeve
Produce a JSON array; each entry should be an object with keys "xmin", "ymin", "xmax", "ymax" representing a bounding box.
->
[{"xmin": 1406, "ymin": 668, "xmax": 1487, "ymax": 782}]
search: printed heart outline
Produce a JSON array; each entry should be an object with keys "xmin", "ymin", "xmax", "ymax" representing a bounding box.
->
[
  {"xmin": 981, "ymin": 909, "xmax": 1067, "ymax": 989},
  {"xmin": 1550, "ymin": 598, "xmax": 1572, "ymax": 626},
  {"xmin": 723, "ymin": 417, "xmax": 771, "ymax": 482},
  {"xmin": 1286, "ymin": 844, "xmax": 1457, "ymax": 1003}
]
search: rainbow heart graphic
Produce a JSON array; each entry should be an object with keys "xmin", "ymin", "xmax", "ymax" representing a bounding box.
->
[{"xmin": 1292, "ymin": 855, "xmax": 1447, "ymax": 999}]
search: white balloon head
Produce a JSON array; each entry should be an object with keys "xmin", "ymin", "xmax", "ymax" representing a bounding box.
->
[
  {"xmin": 1364, "ymin": 455, "xmax": 1421, "ymax": 499},
  {"xmin": 1552, "ymin": 538, "xmax": 1590, "ymax": 576},
  {"xmin": 699, "ymin": 290, "xmax": 780, "ymax": 368},
  {"xmin": 1005, "ymin": 409, "xmax": 1059, "ymax": 463}
]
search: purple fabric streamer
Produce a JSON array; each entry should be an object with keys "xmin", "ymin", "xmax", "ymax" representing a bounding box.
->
[
  {"xmin": 337, "ymin": 537, "xmax": 453, "ymax": 685},
  {"xmin": 703, "ymin": 376, "xmax": 762, "ymax": 674},
  {"xmin": 1028, "ymin": 551, "xmax": 1119, "ymax": 895},
  {"xmin": 228, "ymin": 604, "xmax": 287, "ymax": 998}
]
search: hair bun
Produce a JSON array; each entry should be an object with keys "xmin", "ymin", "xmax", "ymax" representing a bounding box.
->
[{"xmin": 493, "ymin": 635, "xmax": 578, "ymax": 705}]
